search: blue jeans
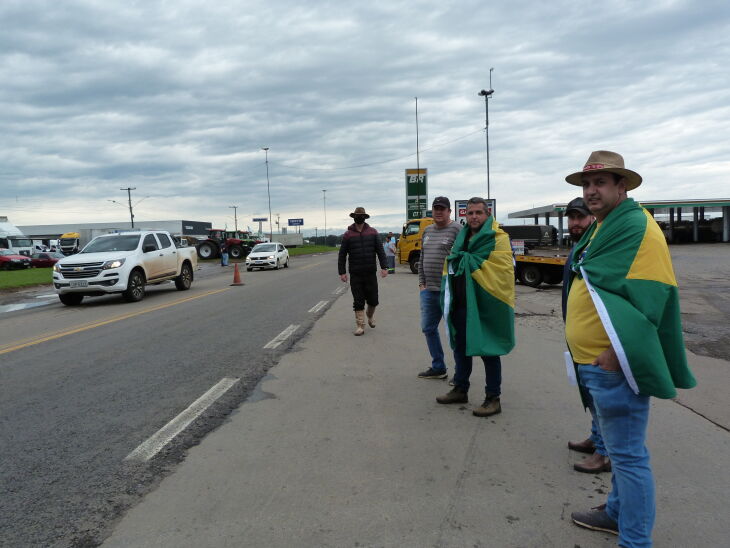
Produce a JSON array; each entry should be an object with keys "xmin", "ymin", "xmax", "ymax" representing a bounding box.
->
[
  {"xmin": 589, "ymin": 413, "xmax": 608, "ymax": 456},
  {"xmin": 578, "ymin": 364, "xmax": 654, "ymax": 548},
  {"xmin": 221, "ymin": 252, "xmax": 229, "ymax": 266},
  {"xmin": 451, "ymin": 307, "xmax": 501, "ymax": 395},
  {"xmin": 386, "ymin": 255, "xmax": 396, "ymax": 271},
  {"xmin": 420, "ymin": 290, "xmax": 446, "ymax": 373}
]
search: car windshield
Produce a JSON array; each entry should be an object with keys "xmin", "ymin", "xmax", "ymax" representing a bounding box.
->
[
  {"xmin": 81, "ymin": 235, "xmax": 140, "ymax": 253},
  {"xmin": 252, "ymin": 244, "xmax": 276, "ymax": 252},
  {"xmin": 9, "ymin": 238, "xmax": 33, "ymax": 247},
  {"xmin": 0, "ymin": 249, "xmax": 19, "ymax": 256}
]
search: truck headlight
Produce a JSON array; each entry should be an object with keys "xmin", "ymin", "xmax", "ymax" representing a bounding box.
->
[
  {"xmin": 53, "ymin": 264, "xmax": 61, "ymax": 272},
  {"xmin": 102, "ymin": 258, "xmax": 126, "ymax": 270}
]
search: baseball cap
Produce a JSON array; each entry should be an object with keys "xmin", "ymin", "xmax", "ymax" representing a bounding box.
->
[
  {"xmin": 565, "ymin": 197, "xmax": 591, "ymax": 217},
  {"xmin": 432, "ymin": 196, "xmax": 450, "ymax": 208}
]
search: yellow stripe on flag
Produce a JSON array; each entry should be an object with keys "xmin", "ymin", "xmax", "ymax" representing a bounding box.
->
[
  {"xmin": 626, "ymin": 209, "xmax": 678, "ymax": 287},
  {"xmin": 471, "ymin": 220, "xmax": 515, "ymax": 307}
]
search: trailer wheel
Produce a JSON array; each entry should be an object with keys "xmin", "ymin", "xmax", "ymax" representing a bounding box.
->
[
  {"xmin": 409, "ymin": 254, "xmax": 419, "ymax": 274},
  {"xmin": 519, "ymin": 265, "xmax": 543, "ymax": 287},
  {"xmin": 197, "ymin": 242, "xmax": 217, "ymax": 259},
  {"xmin": 228, "ymin": 245, "xmax": 243, "ymax": 259},
  {"xmin": 544, "ymin": 271, "xmax": 563, "ymax": 285}
]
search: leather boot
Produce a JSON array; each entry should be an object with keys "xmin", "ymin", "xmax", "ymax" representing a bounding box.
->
[
  {"xmin": 574, "ymin": 452, "xmax": 611, "ymax": 473},
  {"xmin": 354, "ymin": 310, "xmax": 365, "ymax": 336},
  {"xmin": 365, "ymin": 305, "xmax": 376, "ymax": 328},
  {"xmin": 568, "ymin": 438, "xmax": 596, "ymax": 454}
]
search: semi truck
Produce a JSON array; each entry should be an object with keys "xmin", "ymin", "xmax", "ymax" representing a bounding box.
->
[
  {"xmin": 0, "ymin": 216, "xmax": 34, "ymax": 256},
  {"xmin": 59, "ymin": 232, "xmax": 82, "ymax": 255}
]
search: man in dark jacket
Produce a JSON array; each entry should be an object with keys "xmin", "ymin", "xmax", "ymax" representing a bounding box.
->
[{"xmin": 338, "ymin": 207, "xmax": 388, "ymax": 336}]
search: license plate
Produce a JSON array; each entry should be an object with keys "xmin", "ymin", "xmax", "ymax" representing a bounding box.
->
[{"xmin": 69, "ymin": 280, "xmax": 88, "ymax": 288}]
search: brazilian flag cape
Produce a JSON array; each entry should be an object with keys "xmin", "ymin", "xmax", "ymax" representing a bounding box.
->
[
  {"xmin": 441, "ymin": 217, "xmax": 515, "ymax": 356},
  {"xmin": 568, "ymin": 198, "xmax": 696, "ymax": 399}
]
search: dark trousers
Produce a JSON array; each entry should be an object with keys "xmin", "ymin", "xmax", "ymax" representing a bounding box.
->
[
  {"xmin": 451, "ymin": 307, "xmax": 502, "ymax": 395},
  {"xmin": 350, "ymin": 272, "xmax": 379, "ymax": 311}
]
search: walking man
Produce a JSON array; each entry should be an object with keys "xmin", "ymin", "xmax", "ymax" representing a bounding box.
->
[
  {"xmin": 384, "ymin": 232, "xmax": 397, "ymax": 274},
  {"xmin": 338, "ymin": 207, "xmax": 388, "ymax": 336},
  {"xmin": 562, "ymin": 197, "xmax": 611, "ymax": 474},
  {"xmin": 417, "ymin": 196, "xmax": 461, "ymax": 380},
  {"xmin": 564, "ymin": 151, "xmax": 696, "ymax": 546},
  {"xmin": 436, "ymin": 197, "xmax": 515, "ymax": 417}
]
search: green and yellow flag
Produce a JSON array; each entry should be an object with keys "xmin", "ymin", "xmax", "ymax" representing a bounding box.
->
[
  {"xmin": 569, "ymin": 198, "xmax": 696, "ymax": 398},
  {"xmin": 441, "ymin": 217, "xmax": 515, "ymax": 356}
]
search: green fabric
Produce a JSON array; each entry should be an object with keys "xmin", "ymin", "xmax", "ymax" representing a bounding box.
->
[
  {"xmin": 441, "ymin": 218, "xmax": 515, "ymax": 356},
  {"xmin": 568, "ymin": 198, "xmax": 696, "ymax": 398}
]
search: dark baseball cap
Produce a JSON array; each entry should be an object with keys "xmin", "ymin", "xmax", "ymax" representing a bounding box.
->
[
  {"xmin": 565, "ymin": 197, "xmax": 591, "ymax": 217},
  {"xmin": 432, "ymin": 196, "xmax": 450, "ymax": 208}
]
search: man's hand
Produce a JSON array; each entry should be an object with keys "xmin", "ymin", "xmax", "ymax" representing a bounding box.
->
[
  {"xmin": 593, "ymin": 345, "xmax": 621, "ymax": 371},
  {"xmin": 340, "ymin": 274, "xmax": 348, "ymax": 283},
  {"xmin": 418, "ymin": 283, "xmax": 426, "ymax": 291},
  {"xmin": 380, "ymin": 269, "xmax": 388, "ymax": 278}
]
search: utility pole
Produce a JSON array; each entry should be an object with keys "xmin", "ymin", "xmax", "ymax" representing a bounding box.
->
[
  {"xmin": 415, "ymin": 97, "xmax": 421, "ymax": 215},
  {"xmin": 478, "ymin": 68, "xmax": 495, "ymax": 199},
  {"xmin": 229, "ymin": 205, "xmax": 238, "ymax": 231},
  {"xmin": 120, "ymin": 187, "xmax": 136, "ymax": 228},
  {"xmin": 322, "ymin": 189, "xmax": 327, "ymax": 246},
  {"xmin": 262, "ymin": 147, "xmax": 273, "ymax": 241}
]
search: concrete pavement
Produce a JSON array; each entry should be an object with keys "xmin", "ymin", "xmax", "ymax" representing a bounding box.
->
[{"xmin": 104, "ymin": 266, "xmax": 730, "ymax": 547}]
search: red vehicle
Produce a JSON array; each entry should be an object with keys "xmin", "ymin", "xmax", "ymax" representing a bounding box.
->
[
  {"xmin": 0, "ymin": 249, "xmax": 32, "ymax": 270},
  {"xmin": 195, "ymin": 229, "xmax": 261, "ymax": 260},
  {"xmin": 31, "ymin": 251, "xmax": 66, "ymax": 268}
]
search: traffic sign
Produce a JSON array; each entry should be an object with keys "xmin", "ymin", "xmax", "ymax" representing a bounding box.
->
[{"xmin": 252, "ymin": 217, "xmax": 268, "ymax": 222}]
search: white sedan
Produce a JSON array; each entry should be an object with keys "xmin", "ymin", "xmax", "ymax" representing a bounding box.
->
[{"xmin": 245, "ymin": 242, "xmax": 289, "ymax": 271}]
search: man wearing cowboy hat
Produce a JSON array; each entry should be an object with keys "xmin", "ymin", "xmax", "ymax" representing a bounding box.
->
[
  {"xmin": 563, "ymin": 151, "xmax": 695, "ymax": 546},
  {"xmin": 338, "ymin": 207, "xmax": 388, "ymax": 336}
]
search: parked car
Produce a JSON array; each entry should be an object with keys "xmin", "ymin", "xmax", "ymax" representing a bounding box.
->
[
  {"xmin": 31, "ymin": 251, "xmax": 66, "ymax": 268},
  {"xmin": 0, "ymin": 249, "xmax": 32, "ymax": 270},
  {"xmin": 245, "ymin": 242, "xmax": 289, "ymax": 271},
  {"xmin": 52, "ymin": 231, "xmax": 198, "ymax": 305}
]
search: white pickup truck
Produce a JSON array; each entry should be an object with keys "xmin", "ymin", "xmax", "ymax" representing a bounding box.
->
[{"xmin": 53, "ymin": 231, "xmax": 197, "ymax": 305}]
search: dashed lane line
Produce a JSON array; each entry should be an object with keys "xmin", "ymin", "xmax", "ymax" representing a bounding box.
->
[
  {"xmin": 0, "ymin": 288, "xmax": 230, "ymax": 356},
  {"xmin": 333, "ymin": 285, "xmax": 348, "ymax": 295},
  {"xmin": 308, "ymin": 300, "xmax": 328, "ymax": 314},
  {"xmin": 263, "ymin": 324, "xmax": 299, "ymax": 349},
  {"xmin": 124, "ymin": 377, "xmax": 240, "ymax": 462}
]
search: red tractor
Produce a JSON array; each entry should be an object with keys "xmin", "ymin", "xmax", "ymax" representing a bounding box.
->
[{"xmin": 195, "ymin": 229, "xmax": 261, "ymax": 260}]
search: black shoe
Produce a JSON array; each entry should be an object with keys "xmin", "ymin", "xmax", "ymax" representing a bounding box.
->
[
  {"xmin": 418, "ymin": 368, "xmax": 447, "ymax": 379},
  {"xmin": 571, "ymin": 507, "xmax": 618, "ymax": 535}
]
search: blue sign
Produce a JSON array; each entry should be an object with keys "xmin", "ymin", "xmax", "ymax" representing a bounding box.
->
[
  {"xmin": 288, "ymin": 218, "xmax": 304, "ymax": 226},
  {"xmin": 252, "ymin": 217, "xmax": 268, "ymax": 222}
]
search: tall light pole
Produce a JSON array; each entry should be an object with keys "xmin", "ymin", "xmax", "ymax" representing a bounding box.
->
[
  {"xmin": 322, "ymin": 189, "xmax": 327, "ymax": 246},
  {"xmin": 262, "ymin": 147, "xmax": 273, "ymax": 241},
  {"xmin": 478, "ymin": 67, "xmax": 494, "ymax": 199},
  {"xmin": 120, "ymin": 187, "xmax": 136, "ymax": 228},
  {"xmin": 229, "ymin": 205, "xmax": 238, "ymax": 231},
  {"xmin": 415, "ymin": 96, "xmax": 421, "ymax": 216}
]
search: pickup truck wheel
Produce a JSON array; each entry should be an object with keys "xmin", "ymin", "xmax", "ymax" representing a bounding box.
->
[
  {"xmin": 175, "ymin": 262, "xmax": 193, "ymax": 290},
  {"xmin": 197, "ymin": 242, "xmax": 216, "ymax": 260},
  {"xmin": 409, "ymin": 255, "xmax": 419, "ymax": 274},
  {"xmin": 246, "ymin": 267, "xmax": 253, "ymax": 272},
  {"xmin": 123, "ymin": 270, "xmax": 146, "ymax": 302},
  {"xmin": 284, "ymin": 257, "xmax": 289, "ymax": 268},
  {"xmin": 519, "ymin": 265, "xmax": 543, "ymax": 288},
  {"xmin": 229, "ymin": 245, "xmax": 243, "ymax": 259},
  {"xmin": 59, "ymin": 294, "xmax": 84, "ymax": 306}
]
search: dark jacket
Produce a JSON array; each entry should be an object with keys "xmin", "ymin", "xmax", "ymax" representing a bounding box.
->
[
  {"xmin": 338, "ymin": 222, "xmax": 388, "ymax": 275},
  {"xmin": 561, "ymin": 247, "xmax": 575, "ymax": 322}
]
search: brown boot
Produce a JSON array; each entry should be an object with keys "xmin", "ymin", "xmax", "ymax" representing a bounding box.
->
[
  {"xmin": 472, "ymin": 395, "xmax": 501, "ymax": 417},
  {"xmin": 365, "ymin": 305, "xmax": 376, "ymax": 328},
  {"xmin": 574, "ymin": 452, "xmax": 611, "ymax": 473},
  {"xmin": 436, "ymin": 388, "xmax": 468, "ymax": 404},
  {"xmin": 354, "ymin": 310, "xmax": 365, "ymax": 336},
  {"xmin": 568, "ymin": 438, "xmax": 596, "ymax": 454}
]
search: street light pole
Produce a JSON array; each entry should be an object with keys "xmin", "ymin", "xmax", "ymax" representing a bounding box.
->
[
  {"xmin": 262, "ymin": 147, "xmax": 272, "ymax": 241},
  {"xmin": 322, "ymin": 189, "xmax": 327, "ymax": 246},
  {"xmin": 229, "ymin": 205, "xmax": 238, "ymax": 231},
  {"xmin": 120, "ymin": 187, "xmax": 136, "ymax": 228},
  {"xmin": 478, "ymin": 67, "xmax": 494, "ymax": 199}
]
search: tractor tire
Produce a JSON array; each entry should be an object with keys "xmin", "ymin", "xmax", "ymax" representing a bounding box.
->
[
  {"xmin": 175, "ymin": 262, "xmax": 193, "ymax": 291},
  {"xmin": 229, "ymin": 245, "xmax": 243, "ymax": 259},
  {"xmin": 197, "ymin": 242, "xmax": 217, "ymax": 260},
  {"xmin": 123, "ymin": 270, "xmax": 146, "ymax": 302},
  {"xmin": 409, "ymin": 254, "xmax": 419, "ymax": 274},
  {"xmin": 59, "ymin": 294, "xmax": 84, "ymax": 306},
  {"xmin": 519, "ymin": 265, "xmax": 543, "ymax": 288}
]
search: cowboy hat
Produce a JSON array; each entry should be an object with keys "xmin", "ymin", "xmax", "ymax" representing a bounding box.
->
[
  {"xmin": 565, "ymin": 150, "xmax": 642, "ymax": 191},
  {"xmin": 349, "ymin": 206, "xmax": 370, "ymax": 219}
]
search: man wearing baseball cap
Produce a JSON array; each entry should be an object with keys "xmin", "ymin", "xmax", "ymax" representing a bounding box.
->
[
  {"xmin": 563, "ymin": 151, "xmax": 696, "ymax": 546},
  {"xmin": 417, "ymin": 196, "xmax": 461, "ymax": 379}
]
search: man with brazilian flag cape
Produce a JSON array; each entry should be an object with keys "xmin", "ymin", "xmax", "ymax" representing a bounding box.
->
[
  {"xmin": 436, "ymin": 197, "xmax": 515, "ymax": 418},
  {"xmin": 564, "ymin": 151, "xmax": 696, "ymax": 547}
]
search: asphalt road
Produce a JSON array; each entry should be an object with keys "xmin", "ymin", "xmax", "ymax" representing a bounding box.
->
[{"xmin": 0, "ymin": 252, "xmax": 343, "ymax": 547}]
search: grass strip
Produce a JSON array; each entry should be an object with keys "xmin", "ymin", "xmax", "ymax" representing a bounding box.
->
[{"xmin": 0, "ymin": 268, "xmax": 54, "ymax": 290}]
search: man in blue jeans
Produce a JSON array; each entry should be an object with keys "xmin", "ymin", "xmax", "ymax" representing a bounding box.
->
[
  {"xmin": 416, "ymin": 197, "xmax": 461, "ymax": 380},
  {"xmin": 564, "ymin": 151, "xmax": 696, "ymax": 547}
]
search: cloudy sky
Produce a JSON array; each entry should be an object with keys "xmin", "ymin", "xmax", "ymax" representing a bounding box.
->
[{"xmin": 2, "ymin": 0, "xmax": 729, "ymax": 235}]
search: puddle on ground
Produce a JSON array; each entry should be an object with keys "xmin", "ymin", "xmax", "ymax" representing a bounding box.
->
[{"xmin": 0, "ymin": 301, "xmax": 52, "ymax": 314}]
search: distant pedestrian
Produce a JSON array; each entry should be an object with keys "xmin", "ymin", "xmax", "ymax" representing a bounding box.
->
[
  {"xmin": 416, "ymin": 196, "xmax": 461, "ymax": 380},
  {"xmin": 220, "ymin": 241, "xmax": 229, "ymax": 266},
  {"xmin": 436, "ymin": 197, "xmax": 515, "ymax": 417},
  {"xmin": 338, "ymin": 207, "xmax": 388, "ymax": 336},
  {"xmin": 563, "ymin": 151, "xmax": 696, "ymax": 545},
  {"xmin": 384, "ymin": 232, "xmax": 396, "ymax": 274}
]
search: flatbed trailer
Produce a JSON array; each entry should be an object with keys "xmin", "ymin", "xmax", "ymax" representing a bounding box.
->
[{"xmin": 514, "ymin": 253, "xmax": 567, "ymax": 287}]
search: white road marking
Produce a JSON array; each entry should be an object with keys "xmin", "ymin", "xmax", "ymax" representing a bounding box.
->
[
  {"xmin": 35, "ymin": 294, "xmax": 57, "ymax": 299},
  {"xmin": 263, "ymin": 324, "xmax": 299, "ymax": 349},
  {"xmin": 308, "ymin": 300, "xmax": 328, "ymax": 313},
  {"xmin": 124, "ymin": 377, "xmax": 240, "ymax": 462},
  {"xmin": 333, "ymin": 285, "xmax": 348, "ymax": 295}
]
